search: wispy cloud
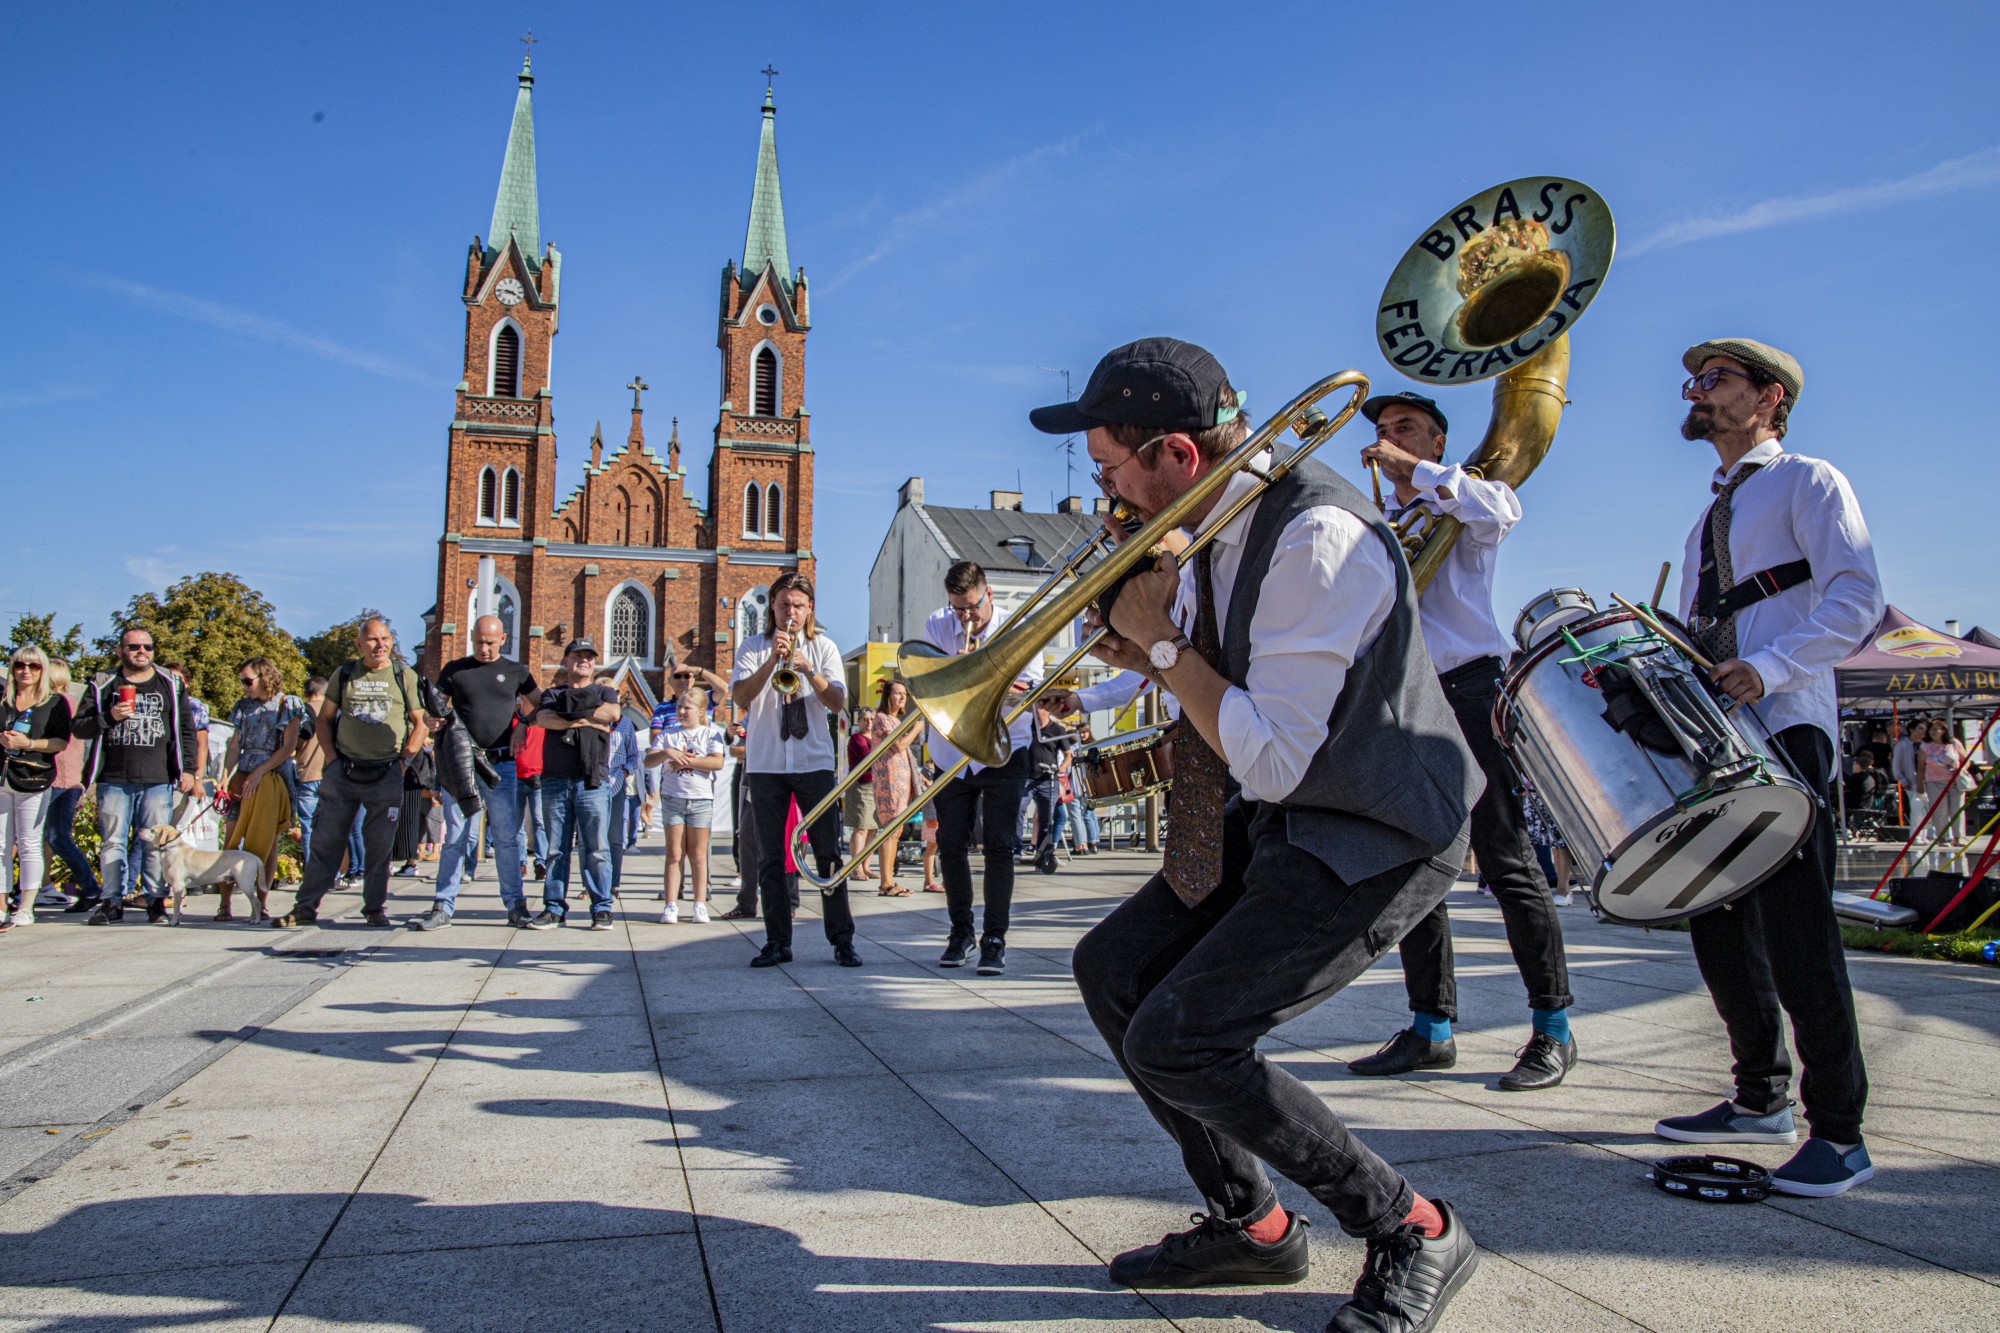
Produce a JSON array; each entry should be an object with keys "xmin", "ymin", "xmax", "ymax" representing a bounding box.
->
[
  {"xmin": 1628, "ymin": 145, "xmax": 2000, "ymax": 257},
  {"xmin": 85, "ymin": 275, "xmax": 430, "ymax": 383},
  {"xmin": 821, "ymin": 133, "xmax": 1093, "ymax": 294}
]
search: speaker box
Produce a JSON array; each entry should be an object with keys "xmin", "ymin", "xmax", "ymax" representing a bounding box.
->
[{"xmin": 1886, "ymin": 872, "xmax": 2000, "ymax": 933}]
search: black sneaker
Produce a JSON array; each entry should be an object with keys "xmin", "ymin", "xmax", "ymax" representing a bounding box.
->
[
  {"xmin": 939, "ymin": 930, "xmax": 976, "ymax": 968},
  {"xmin": 506, "ymin": 905, "xmax": 534, "ymax": 928},
  {"xmin": 408, "ymin": 906, "xmax": 452, "ymax": 931},
  {"xmin": 834, "ymin": 943, "xmax": 863, "ymax": 967},
  {"xmin": 64, "ymin": 895, "xmax": 102, "ymax": 915},
  {"xmin": 1497, "ymin": 1033, "xmax": 1577, "ymax": 1092},
  {"xmin": 976, "ymin": 936, "xmax": 1007, "ymax": 975},
  {"xmin": 270, "ymin": 909, "xmax": 318, "ymax": 928},
  {"xmin": 750, "ymin": 943, "xmax": 792, "ymax": 968},
  {"xmin": 719, "ymin": 906, "xmax": 758, "ymax": 920},
  {"xmin": 1348, "ymin": 1029, "xmax": 1457, "ymax": 1077},
  {"xmin": 1108, "ymin": 1210, "xmax": 1310, "ymax": 1289},
  {"xmin": 361, "ymin": 909, "xmax": 393, "ymax": 927},
  {"xmin": 87, "ymin": 902, "xmax": 124, "ymax": 925},
  {"xmin": 1327, "ymin": 1200, "xmax": 1479, "ymax": 1332},
  {"xmin": 145, "ymin": 898, "xmax": 169, "ymax": 924},
  {"xmin": 524, "ymin": 910, "xmax": 563, "ymax": 930},
  {"xmin": 590, "ymin": 911, "xmax": 614, "ymax": 931}
]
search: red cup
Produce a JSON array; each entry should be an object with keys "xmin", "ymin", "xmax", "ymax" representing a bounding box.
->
[{"xmin": 118, "ymin": 685, "xmax": 136, "ymax": 709}]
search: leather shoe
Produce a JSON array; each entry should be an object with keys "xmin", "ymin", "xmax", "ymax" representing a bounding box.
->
[
  {"xmin": 1348, "ymin": 1029, "xmax": 1456, "ymax": 1077},
  {"xmin": 833, "ymin": 943, "xmax": 863, "ymax": 967},
  {"xmin": 1326, "ymin": 1199, "xmax": 1478, "ymax": 1332},
  {"xmin": 718, "ymin": 906, "xmax": 758, "ymax": 920},
  {"xmin": 1109, "ymin": 1210, "xmax": 1310, "ymax": 1289},
  {"xmin": 749, "ymin": 944, "xmax": 793, "ymax": 968},
  {"xmin": 1497, "ymin": 1033, "xmax": 1577, "ymax": 1092}
]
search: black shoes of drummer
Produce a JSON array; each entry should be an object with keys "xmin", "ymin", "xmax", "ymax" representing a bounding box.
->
[
  {"xmin": 1348, "ymin": 1028, "xmax": 1457, "ymax": 1077},
  {"xmin": 1108, "ymin": 1210, "xmax": 1311, "ymax": 1289},
  {"xmin": 750, "ymin": 943, "xmax": 793, "ymax": 968},
  {"xmin": 1327, "ymin": 1201, "xmax": 1479, "ymax": 1333},
  {"xmin": 1498, "ymin": 1033, "xmax": 1578, "ymax": 1092},
  {"xmin": 939, "ymin": 929, "xmax": 976, "ymax": 968}
]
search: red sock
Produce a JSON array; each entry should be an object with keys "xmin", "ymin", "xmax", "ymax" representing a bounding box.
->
[
  {"xmin": 1242, "ymin": 1204, "xmax": 1290, "ymax": 1244},
  {"xmin": 1405, "ymin": 1195, "xmax": 1444, "ymax": 1238}
]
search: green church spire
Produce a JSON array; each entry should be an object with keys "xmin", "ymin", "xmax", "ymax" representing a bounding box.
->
[
  {"xmin": 740, "ymin": 82, "xmax": 790, "ymax": 289},
  {"xmin": 487, "ymin": 48, "xmax": 541, "ymax": 268}
]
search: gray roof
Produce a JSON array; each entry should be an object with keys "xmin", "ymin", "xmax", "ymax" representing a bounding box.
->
[{"xmin": 917, "ymin": 504, "xmax": 1098, "ymax": 578}]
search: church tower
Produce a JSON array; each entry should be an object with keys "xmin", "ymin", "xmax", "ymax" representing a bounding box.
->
[{"xmin": 709, "ymin": 84, "xmax": 813, "ymax": 568}]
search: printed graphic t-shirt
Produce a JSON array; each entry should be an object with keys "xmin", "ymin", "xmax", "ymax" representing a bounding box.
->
[
  {"xmin": 98, "ymin": 674, "xmax": 179, "ymax": 786},
  {"xmin": 334, "ymin": 663, "xmax": 412, "ymax": 762}
]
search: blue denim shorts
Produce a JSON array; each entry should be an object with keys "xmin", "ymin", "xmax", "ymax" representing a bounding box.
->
[{"xmin": 660, "ymin": 796, "xmax": 714, "ymax": 829}]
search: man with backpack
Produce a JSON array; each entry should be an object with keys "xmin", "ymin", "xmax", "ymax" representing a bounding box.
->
[{"xmin": 273, "ymin": 619, "xmax": 429, "ymax": 928}]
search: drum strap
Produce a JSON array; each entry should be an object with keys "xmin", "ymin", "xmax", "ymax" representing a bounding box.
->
[{"xmin": 1694, "ymin": 462, "xmax": 1810, "ymax": 649}]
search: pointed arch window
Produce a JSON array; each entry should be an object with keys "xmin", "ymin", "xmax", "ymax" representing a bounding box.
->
[
  {"xmin": 492, "ymin": 324, "xmax": 522, "ymax": 398},
  {"xmin": 752, "ymin": 345, "xmax": 779, "ymax": 416},
  {"xmin": 609, "ymin": 585, "xmax": 650, "ymax": 660},
  {"xmin": 500, "ymin": 467, "xmax": 521, "ymax": 525},
  {"xmin": 477, "ymin": 466, "xmax": 499, "ymax": 525},
  {"xmin": 765, "ymin": 483, "xmax": 784, "ymax": 540},
  {"xmin": 742, "ymin": 482, "xmax": 763, "ymax": 539}
]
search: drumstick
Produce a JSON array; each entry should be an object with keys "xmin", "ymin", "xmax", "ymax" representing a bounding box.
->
[
  {"xmin": 1651, "ymin": 561, "xmax": 1671, "ymax": 610},
  {"xmin": 1611, "ymin": 594, "xmax": 1714, "ymax": 672}
]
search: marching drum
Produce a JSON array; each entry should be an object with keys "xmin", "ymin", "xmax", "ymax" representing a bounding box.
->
[
  {"xmin": 1495, "ymin": 606, "xmax": 1816, "ymax": 925},
  {"xmin": 1513, "ymin": 587, "xmax": 1598, "ymax": 653},
  {"xmin": 1080, "ymin": 724, "xmax": 1176, "ymax": 806}
]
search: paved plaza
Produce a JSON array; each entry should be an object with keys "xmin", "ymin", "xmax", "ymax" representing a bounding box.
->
[{"xmin": 1, "ymin": 842, "xmax": 1997, "ymax": 1331}]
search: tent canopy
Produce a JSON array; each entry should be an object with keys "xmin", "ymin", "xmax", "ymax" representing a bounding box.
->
[
  {"xmin": 1836, "ymin": 605, "xmax": 2000, "ymax": 707},
  {"xmin": 1968, "ymin": 626, "xmax": 2000, "ymax": 651}
]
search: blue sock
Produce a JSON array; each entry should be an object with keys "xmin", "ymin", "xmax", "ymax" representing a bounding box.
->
[
  {"xmin": 1411, "ymin": 1011, "xmax": 1452, "ymax": 1043},
  {"xmin": 1531, "ymin": 1007, "xmax": 1570, "ymax": 1043}
]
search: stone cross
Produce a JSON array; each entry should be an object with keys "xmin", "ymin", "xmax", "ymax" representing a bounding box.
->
[{"xmin": 628, "ymin": 375, "xmax": 649, "ymax": 411}]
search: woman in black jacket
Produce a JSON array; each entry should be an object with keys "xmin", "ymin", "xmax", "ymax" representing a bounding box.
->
[{"xmin": 1, "ymin": 646, "xmax": 73, "ymax": 928}]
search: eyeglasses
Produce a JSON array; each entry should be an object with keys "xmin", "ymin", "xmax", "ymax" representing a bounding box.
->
[
  {"xmin": 1682, "ymin": 367, "xmax": 1757, "ymax": 398},
  {"xmin": 1089, "ymin": 434, "xmax": 1168, "ymax": 495},
  {"xmin": 947, "ymin": 586, "xmax": 991, "ymax": 617},
  {"xmin": 12, "ymin": 662, "xmax": 41, "ymax": 672}
]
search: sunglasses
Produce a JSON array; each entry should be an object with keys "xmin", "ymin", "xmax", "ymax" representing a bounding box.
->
[
  {"xmin": 1681, "ymin": 367, "xmax": 1757, "ymax": 397},
  {"xmin": 239, "ymin": 676, "xmax": 258, "ymax": 687},
  {"xmin": 12, "ymin": 662, "xmax": 41, "ymax": 672},
  {"xmin": 123, "ymin": 643, "xmax": 155, "ymax": 652}
]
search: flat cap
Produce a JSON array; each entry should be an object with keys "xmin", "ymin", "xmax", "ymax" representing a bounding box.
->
[{"xmin": 1683, "ymin": 338, "xmax": 1803, "ymax": 406}]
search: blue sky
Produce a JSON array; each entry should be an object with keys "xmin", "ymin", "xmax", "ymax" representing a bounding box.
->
[{"xmin": 8, "ymin": 2, "xmax": 1998, "ymax": 657}]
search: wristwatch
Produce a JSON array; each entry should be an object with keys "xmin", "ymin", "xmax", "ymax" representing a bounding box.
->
[{"xmin": 1148, "ymin": 633, "xmax": 1193, "ymax": 672}]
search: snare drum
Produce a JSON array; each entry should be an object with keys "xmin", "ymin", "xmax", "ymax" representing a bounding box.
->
[
  {"xmin": 1513, "ymin": 587, "xmax": 1598, "ymax": 652},
  {"xmin": 1080, "ymin": 724, "xmax": 1176, "ymax": 806},
  {"xmin": 1494, "ymin": 607, "xmax": 1815, "ymax": 925}
]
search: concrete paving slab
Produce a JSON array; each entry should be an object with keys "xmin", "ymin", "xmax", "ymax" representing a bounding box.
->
[{"xmin": 0, "ymin": 1255, "xmax": 304, "ymax": 1331}]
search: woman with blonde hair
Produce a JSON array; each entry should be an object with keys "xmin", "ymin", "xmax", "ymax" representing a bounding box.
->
[
  {"xmin": 1, "ymin": 645, "xmax": 73, "ymax": 928},
  {"xmin": 220, "ymin": 656, "xmax": 307, "ymax": 921},
  {"xmin": 39, "ymin": 660, "xmax": 99, "ymax": 912}
]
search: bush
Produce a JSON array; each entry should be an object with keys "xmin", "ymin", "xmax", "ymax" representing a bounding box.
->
[{"xmin": 1840, "ymin": 924, "xmax": 1999, "ymax": 965}]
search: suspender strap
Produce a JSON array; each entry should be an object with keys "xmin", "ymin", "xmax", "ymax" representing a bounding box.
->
[{"xmin": 1713, "ymin": 559, "xmax": 1813, "ymax": 616}]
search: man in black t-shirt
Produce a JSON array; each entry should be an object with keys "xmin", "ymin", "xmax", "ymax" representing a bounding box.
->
[
  {"xmin": 69, "ymin": 627, "xmax": 199, "ymax": 924},
  {"xmin": 415, "ymin": 615, "xmax": 540, "ymax": 931},
  {"xmin": 525, "ymin": 640, "xmax": 623, "ymax": 930}
]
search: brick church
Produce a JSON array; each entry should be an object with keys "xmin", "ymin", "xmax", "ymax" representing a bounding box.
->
[{"xmin": 420, "ymin": 52, "xmax": 815, "ymax": 714}]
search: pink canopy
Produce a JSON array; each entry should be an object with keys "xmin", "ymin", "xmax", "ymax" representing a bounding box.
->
[{"xmin": 1835, "ymin": 606, "xmax": 2000, "ymax": 704}]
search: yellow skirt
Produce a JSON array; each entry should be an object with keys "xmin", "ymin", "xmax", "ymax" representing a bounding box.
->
[{"xmin": 225, "ymin": 775, "xmax": 293, "ymax": 875}]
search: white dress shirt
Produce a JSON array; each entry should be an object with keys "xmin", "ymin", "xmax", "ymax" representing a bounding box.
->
[
  {"xmin": 731, "ymin": 628, "xmax": 846, "ymax": 774},
  {"xmin": 1076, "ymin": 670, "xmax": 1149, "ymax": 715},
  {"xmin": 1157, "ymin": 461, "xmax": 1398, "ymax": 804},
  {"xmin": 1675, "ymin": 438, "xmax": 1884, "ymax": 765},
  {"xmin": 921, "ymin": 602, "xmax": 1045, "ymax": 774},
  {"xmin": 1386, "ymin": 460, "xmax": 1518, "ymax": 673}
]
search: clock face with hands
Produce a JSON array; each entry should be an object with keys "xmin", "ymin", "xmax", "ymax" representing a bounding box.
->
[{"xmin": 495, "ymin": 278, "xmax": 525, "ymax": 306}]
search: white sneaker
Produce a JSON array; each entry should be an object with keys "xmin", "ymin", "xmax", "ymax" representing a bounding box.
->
[
  {"xmin": 35, "ymin": 889, "xmax": 74, "ymax": 909},
  {"xmin": 1552, "ymin": 891, "xmax": 1573, "ymax": 906},
  {"xmin": 13, "ymin": 907, "xmax": 33, "ymax": 927},
  {"xmin": 692, "ymin": 902, "xmax": 710, "ymax": 923},
  {"xmin": 661, "ymin": 902, "xmax": 680, "ymax": 924}
]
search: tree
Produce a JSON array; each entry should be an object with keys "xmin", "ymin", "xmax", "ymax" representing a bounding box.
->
[
  {"xmin": 7, "ymin": 612, "xmax": 85, "ymax": 662},
  {"xmin": 295, "ymin": 609, "xmax": 399, "ymax": 681},
  {"xmin": 98, "ymin": 572, "xmax": 307, "ymax": 711}
]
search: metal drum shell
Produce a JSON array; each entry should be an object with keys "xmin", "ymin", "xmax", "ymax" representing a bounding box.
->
[
  {"xmin": 1495, "ymin": 610, "xmax": 1815, "ymax": 925},
  {"xmin": 1513, "ymin": 587, "xmax": 1598, "ymax": 653}
]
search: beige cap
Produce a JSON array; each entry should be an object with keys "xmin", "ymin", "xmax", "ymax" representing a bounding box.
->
[{"xmin": 1683, "ymin": 337, "xmax": 1803, "ymax": 406}]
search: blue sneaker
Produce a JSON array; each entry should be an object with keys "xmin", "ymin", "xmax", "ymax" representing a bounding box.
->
[
  {"xmin": 1771, "ymin": 1138, "xmax": 1873, "ymax": 1197},
  {"xmin": 1654, "ymin": 1100, "xmax": 1797, "ymax": 1144}
]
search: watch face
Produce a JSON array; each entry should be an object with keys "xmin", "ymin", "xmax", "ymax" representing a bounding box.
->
[
  {"xmin": 1148, "ymin": 640, "xmax": 1179, "ymax": 671},
  {"xmin": 495, "ymin": 278, "xmax": 525, "ymax": 306}
]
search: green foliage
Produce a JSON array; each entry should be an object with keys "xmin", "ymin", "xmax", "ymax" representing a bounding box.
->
[
  {"xmin": 99, "ymin": 572, "xmax": 307, "ymax": 712},
  {"xmin": 1839, "ymin": 923, "xmax": 1999, "ymax": 965},
  {"xmin": 7, "ymin": 612, "xmax": 85, "ymax": 664},
  {"xmin": 295, "ymin": 608, "xmax": 399, "ymax": 681}
]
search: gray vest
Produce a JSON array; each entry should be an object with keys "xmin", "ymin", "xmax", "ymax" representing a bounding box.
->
[{"xmin": 1219, "ymin": 457, "xmax": 1481, "ymax": 883}]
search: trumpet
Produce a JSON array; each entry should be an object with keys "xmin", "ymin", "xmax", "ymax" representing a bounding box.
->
[
  {"xmin": 790, "ymin": 370, "xmax": 1371, "ymax": 889},
  {"xmin": 771, "ymin": 616, "xmax": 807, "ymax": 697}
]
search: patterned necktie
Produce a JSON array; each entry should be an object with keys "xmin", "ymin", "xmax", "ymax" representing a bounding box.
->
[
  {"xmin": 1162, "ymin": 547, "xmax": 1229, "ymax": 908},
  {"xmin": 1692, "ymin": 462, "xmax": 1765, "ymax": 662}
]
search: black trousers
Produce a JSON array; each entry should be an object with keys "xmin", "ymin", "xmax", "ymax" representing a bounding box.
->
[
  {"xmin": 731, "ymin": 775, "xmax": 799, "ymax": 916},
  {"xmin": 1689, "ymin": 725, "xmax": 1867, "ymax": 1142},
  {"xmin": 1024, "ymin": 775, "xmax": 1059, "ymax": 860},
  {"xmin": 1073, "ymin": 801, "xmax": 1462, "ymax": 1239},
  {"xmin": 747, "ymin": 770, "xmax": 849, "ymax": 950},
  {"xmin": 294, "ymin": 758, "xmax": 405, "ymax": 916},
  {"xmin": 934, "ymin": 748, "xmax": 1028, "ymax": 939},
  {"xmin": 1394, "ymin": 658, "xmax": 1572, "ymax": 1017}
]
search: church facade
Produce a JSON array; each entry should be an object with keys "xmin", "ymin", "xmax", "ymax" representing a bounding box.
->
[{"xmin": 420, "ymin": 54, "xmax": 815, "ymax": 712}]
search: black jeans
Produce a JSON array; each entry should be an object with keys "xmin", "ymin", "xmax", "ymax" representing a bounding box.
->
[
  {"xmin": 732, "ymin": 779, "xmax": 800, "ymax": 917},
  {"xmin": 1074, "ymin": 801, "xmax": 1461, "ymax": 1239},
  {"xmin": 1689, "ymin": 725, "xmax": 1867, "ymax": 1142},
  {"xmin": 1024, "ymin": 774, "xmax": 1059, "ymax": 860},
  {"xmin": 1394, "ymin": 658, "xmax": 1572, "ymax": 1017},
  {"xmin": 934, "ymin": 748, "xmax": 1028, "ymax": 939},
  {"xmin": 293, "ymin": 758, "xmax": 405, "ymax": 916},
  {"xmin": 747, "ymin": 770, "xmax": 849, "ymax": 950}
]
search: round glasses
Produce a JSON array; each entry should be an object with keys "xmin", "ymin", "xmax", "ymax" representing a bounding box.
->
[
  {"xmin": 1682, "ymin": 367, "xmax": 1757, "ymax": 398},
  {"xmin": 1090, "ymin": 434, "xmax": 1167, "ymax": 495}
]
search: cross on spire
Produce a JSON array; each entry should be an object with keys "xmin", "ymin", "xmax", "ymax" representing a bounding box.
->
[
  {"xmin": 627, "ymin": 375, "xmax": 649, "ymax": 412},
  {"xmin": 761, "ymin": 64, "xmax": 779, "ymax": 89},
  {"xmin": 520, "ymin": 30, "xmax": 538, "ymax": 66}
]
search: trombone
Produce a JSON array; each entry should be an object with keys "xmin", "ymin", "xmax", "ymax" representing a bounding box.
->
[{"xmin": 791, "ymin": 368, "xmax": 1371, "ymax": 889}]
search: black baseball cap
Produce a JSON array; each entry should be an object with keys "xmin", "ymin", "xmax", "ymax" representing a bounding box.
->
[
  {"xmin": 1029, "ymin": 337, "xmax": 1243, "ymax": 436},
  {"xmin": 563, "ymin": 638, "xmax": 599, "ymax": 657},
  {"xmin": 1361, "ymin": 391, "xmax": 1448, "ymax": 435}
]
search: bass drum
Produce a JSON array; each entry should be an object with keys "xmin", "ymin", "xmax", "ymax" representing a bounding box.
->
[{"xmin": 1495, "ymin": 608, "xmax": 1817, "ymax": 925}]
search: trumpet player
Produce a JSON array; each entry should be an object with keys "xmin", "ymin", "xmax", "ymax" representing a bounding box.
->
[
  {"xmin": 1349, "ymin": 390, "xmax": 1578, "ymax": 1092},
  {"xmin": 1038, "ymin": 337, "xmax": 1482, "ymax": 1329},
  {"xmin": 728, "ymin": 571, "xmax": 859, "ymax": 969},
  {"xmin": 923, "ymin": 560, "xmax": 1042, "ymax": 975}
]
